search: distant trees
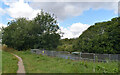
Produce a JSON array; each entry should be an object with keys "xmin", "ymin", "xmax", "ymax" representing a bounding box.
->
[
  {"xmin": 0, "ymin": 30, "xmax": 2, "ymax": 44},
  {"xmin": 2, "ymin": 11, "xmax": 61, "ymax": 50},
  {"xmin": 57, "ymin": 17, "xmax": 120, "ymax": 54},
  {"xmin": 56, "ymin": 38, "xmax": 77, "ymax": 52},
  {"xmin": 2, "ymin": 11, "xmax": 120, "ymax": 54},
  {"xmin": 73, "ymin": 17, "xmax": 120, "ymax": 54},
  {"xmin": 0, "ymin": 31, "xmax": 2, "ymax": 39}
]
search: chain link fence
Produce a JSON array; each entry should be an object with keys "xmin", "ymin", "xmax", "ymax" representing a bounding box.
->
[{"xmin": 31, "ymin": 49, "xmax": 119, "ymax": 62}]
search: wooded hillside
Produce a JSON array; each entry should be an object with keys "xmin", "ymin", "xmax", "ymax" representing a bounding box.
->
[{"xmin": 73, "ymin": 17, "xmax": 120, "ymax": 54}]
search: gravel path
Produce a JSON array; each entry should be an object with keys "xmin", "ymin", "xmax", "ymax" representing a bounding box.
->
[{"xmin": 12, "ymin": 53, "xmax": 25, "ymax": 75}]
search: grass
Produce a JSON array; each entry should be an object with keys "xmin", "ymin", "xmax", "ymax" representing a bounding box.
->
[
  {"xmin": 13, "ymin": 50, "xmax": 119, "ymax": 73},
  {"xmin": 1, "ymin": 45, "xmax": 119, "ymax": 73},
  {"xmin": 2, "ymin": 51, "xmax": 18, "ymax": 73},
  {"xmin": 0, "ymin": 50, "xmax": 2, "ymax": 74}
]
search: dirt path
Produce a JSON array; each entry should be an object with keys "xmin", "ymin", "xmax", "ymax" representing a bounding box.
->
[{"xmin": 12, "ymin": 53, "xmax": 25, "ymax": 75}]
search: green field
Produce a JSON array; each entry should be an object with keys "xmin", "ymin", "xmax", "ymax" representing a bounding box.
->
[
  {"xmin": 0, "ymin": 50, "xmax": 2, "ymax": 74},
  {"xmin": 2, "ymin": 51, "xmax": 18, "ymax": 73},
  {"xmin": 13, "ymin": 50, "xmax": 119, "ymax": 73}
]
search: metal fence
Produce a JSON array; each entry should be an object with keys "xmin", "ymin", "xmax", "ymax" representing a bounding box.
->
[{"xmin": 31, "ymin": 49, "xmax": 119, "ymax": 62}]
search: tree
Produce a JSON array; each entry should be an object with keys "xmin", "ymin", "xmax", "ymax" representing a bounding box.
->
[
  {"xmin": 73, "ymin": 17, "xmax": 120, "ymax": 54},
  {"xmin": 2, "ymin": 18, "xmax": 31, "ymax": 50},
  {"xmin": 32, "ymin": 10, "xmax": 60, "ymax": 49},
  {"xmin": 2, "ymin": 10, "xmax": 61, "ymax": 50}
]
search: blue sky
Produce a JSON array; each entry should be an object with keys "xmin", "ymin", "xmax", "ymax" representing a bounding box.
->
[
  {"xmin": 0, "ymin": 0, "xmax": 118, "ymax": 38},
  {"xmin": 59, "ymin": 8, "xmax": 117, "ymax": 28}
]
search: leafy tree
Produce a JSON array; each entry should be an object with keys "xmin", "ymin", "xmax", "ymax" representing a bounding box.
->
[
  {"xmin": 73, "ymin": 17, "xmax": 120, "ymax": 54},
  {"xmin": 2, "ymin": 11, "xmax": 61, "ymax": 50},
  {"xmin": 56, "ymin": 38, "xmax": 77, "ymax": 52},
  {"xmin": 32, "ymin": 11, "xmax": 60, "ymax": 50}
]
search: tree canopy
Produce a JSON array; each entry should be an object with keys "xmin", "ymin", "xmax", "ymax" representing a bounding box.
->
[
  {"xmin": 2, "ymin": 11, "xmax": 61, "ymax": 50},
  {"xmin": 73, "ymin": 17, "xmax": 120, "ymax": 54},
  {"xmin": 2, "ymin": 11, "xmax": 120, "ymax": 54}
]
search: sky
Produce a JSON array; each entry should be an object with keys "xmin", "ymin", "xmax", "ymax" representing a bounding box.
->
[{"xmin": 0, "ymin": 0, "xmax": 119, "ymax": 39}]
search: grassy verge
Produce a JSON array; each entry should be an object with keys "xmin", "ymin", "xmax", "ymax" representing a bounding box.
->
[
  {"xmin": 13, "ymin": 50, "xmax": 119, "ymax": 73},
  {"xmin": 2, "ymin": 51, "xmax": 18, "ymax": 73},
  {"xmin": 0, "ymin": 50, "xmax": 2, "ymax": 74}
]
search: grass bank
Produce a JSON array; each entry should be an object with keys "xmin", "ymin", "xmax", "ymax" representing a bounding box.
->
[
  {"xmin": 13, "ymin": 50, "xmax": 119, "ymax": 73},
  {"xmin": 2, "ymin": 51, "xmax": 18, "ymax": 73},
  {"xmin": 0, "ymin": 50, "xmax": 2, "ymax": 74}
]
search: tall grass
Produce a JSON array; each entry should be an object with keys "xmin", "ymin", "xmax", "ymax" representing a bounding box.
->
[
  {"xmin": 0, "ymin": 50, "xmax": 2, "ymax": 74},
  {"xmin": 2, "ymin": 51, "xmax": 18, "ymax": 73},
  {"xmin": 2, "ymin": 45, "xmax": 18, "ymax": 73},
  {"xmin": 14, "ymin": 50, "xmax": 119, "ymax": 73},
  {"xmin": 2, "ymin": 45, "xmax": 119, "ymax": 73}
]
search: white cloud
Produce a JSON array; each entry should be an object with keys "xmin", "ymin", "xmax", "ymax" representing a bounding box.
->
[
  {"xmin": 29, "ymin": 2, "xmax": 118, "ymax": 21},
  {"xmin": 1, "ymin": 0, "xmax": 118, "ymax": 39},
  {"xmin": 26, "ymin": 0, "xmax": 119, "ymax": 2},
  {"xmin": 2, "ymin": 0, "xmax": 119, "ymax": 2},
  {"xmin": 2, "ymin": 0, "xmax": 118, "ymax": 21},
  {"xmin": 60, "ymin": 23, "xmax": 90, "ymax": 39},
  {"xmin": 6, "ymin": 0, "xmax": 40, "ymax": 20},
  {"xmin": 0, "ymin": 23, "xmax": 7, "ymax": 28}
]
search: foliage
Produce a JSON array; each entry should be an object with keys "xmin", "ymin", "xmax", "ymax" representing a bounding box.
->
[
  {"xmin": 56, "ymin": 38, "xmax": 77, "ymax": 52},
  {"xmin": 60, "ymin": 38, "xmax": 77, "ymax": 45},
  {"xmin": 0, "ymin": 31, "xmax": 2, "ymax": 39},
  {"xmin": 0, "ymin": 31, "xmax": 2, "ymax": 44},
  {"xmin": 56, "ymin": 44, "xmax": 73, "ymax": 52},
  {"xmin": 73, "ymin": 17, "xmax": 120, "ymax": 54},
  {"xmin": 2, "ymin": 10, "xmax": 61, "ymax": 50}
]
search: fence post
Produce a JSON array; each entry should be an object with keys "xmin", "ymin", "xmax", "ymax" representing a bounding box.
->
[
  {"xmin": 109, "ymin": 54, "xmax": 110, "ymax": 61},
  {"xmin": 52, "ymin": 51, "xmax": 53, "ymax": 56},
  {"xmin": 93, "ymin": 53, "xmax": 96, "ymax": 72},
  {"xmin": 94, "ymin": 54, "xmax": 95, "ymax": 62},
  {"xmin": 80, "ymin": 52, "xmax": 82, "ymax": 60}
]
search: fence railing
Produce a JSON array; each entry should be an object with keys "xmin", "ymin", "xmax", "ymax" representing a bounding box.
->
[{"xmin": 31, "ymin": 49, "xmax": 119, "ymax": 62}]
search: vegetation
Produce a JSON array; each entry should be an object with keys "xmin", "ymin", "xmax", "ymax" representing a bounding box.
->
[
  {"xmin": 1, "ymin": 9, "xmax": 119, "ymax": 74},
  {"xmin": 2, "ymin": 51, "xmax": 18, "ymax": 73},
  {"xmin": 12, "ymin": 50, "xmax": 119, "ymax": 73},
  {"xmin": 56, "ymin": 38, "xmax": 77, "ymax": 52},
  {"xmin": 0, "ymin": 50, "xmax": 1, "ymax": 74},
  {"xmin": 1, "ymin": 45, "xmax": 119, "ymax": 73},
  {"xmin": 0, "ymin": 31, "xmax": 2, "ymax": 44},
  {"xmin": 57, "ymin": 44, "xmax": 73, "ymax": 52},
  {"xmin": 73, "ymin": 17, "xmax": 120, "ymax": 54},
  {"xmin": 57, "ymin": 17, "xmax": 120, "ymax": 54},
  {"xmin": 2, "ymin": 9, "xmax": 120, "ymax": 54},
  {"xmin": 0, "ymin": 31, "xmax": 2, "ymax": 39},
  {"xmin": 2, "ymin": 11, "xmax": 61, "ymax": 50}
]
